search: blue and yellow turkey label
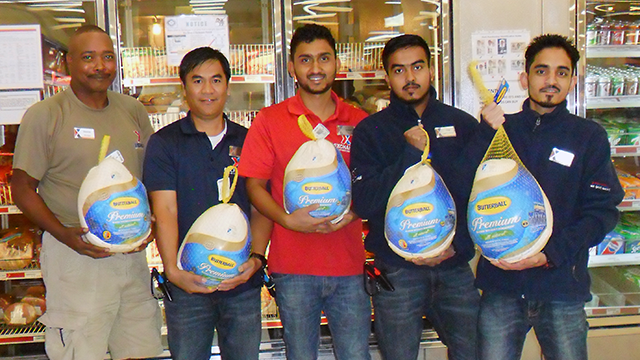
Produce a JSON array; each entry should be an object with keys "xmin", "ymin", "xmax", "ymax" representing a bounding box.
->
[
  {"xmin": 84, "ymin": 180, "xmax": 151, "ymax": 245},
  {"xmin": 179, "ymin": 223, "xmax": 251, "ymax": 286},
  {"xmin": 283, "ymin": 148, "xmax": 351, "ymax": 218},
  {"xmin": 385, "ymin": 174, "xmax": 456, "ymax": 255},
  {"xmin": 468, "ymin": 164, "xmax": 549, "ymax": 260}
]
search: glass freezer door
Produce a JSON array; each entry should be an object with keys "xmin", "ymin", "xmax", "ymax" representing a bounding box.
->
[
  {"xmin": 284, "ymin": 0, "xmax": 452, "ymax": 112},
  {"xmin": 111, "ymin": 0, "xmax": 278, "ymax": 130}
]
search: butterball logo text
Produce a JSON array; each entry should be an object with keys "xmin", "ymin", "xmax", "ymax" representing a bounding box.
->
[
  {"xmin": 110, "ymin": 197, "xmax": 140, "ymax": 210},
  {"xmin": 303, "ymin": 182, "xmax": 332, "ymax": 195},
  {"xmin": 208, "ymin": 254, "xmax": 236, "ymax": 270},
  {"xmin": 474, "ymin": 196, "xmax": 511, "ymax": 215},
  {"xmin": 402, "ymin": 203, "xmax": 433, "ymax": 218}
]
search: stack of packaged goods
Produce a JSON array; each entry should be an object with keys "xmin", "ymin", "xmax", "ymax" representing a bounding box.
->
[
  {"xmin": 600, "ymin": 212, "xmax": 640, "ymax": 255},
  {"xmin": 592, "ymin": 116, "xmax": 640, "ymax": 147},
  {"xmin": 587, "ymin": 17, "xmax": 640, "ymax": 47},
  {"xmin": 586, "ymin": 65, "xmax": 640, "ymax": 98}
]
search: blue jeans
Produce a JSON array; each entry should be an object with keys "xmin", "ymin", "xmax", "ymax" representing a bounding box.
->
[
  {"xmin": 164, "ymin": 284, "xmax": 261, "ymax": 360},
  {"xmin": 272, "ymin": 273, "xmax": 372, "ymax": 360},
  {"xmin": 478, "ymin": 291, "xmax": 588, "ymax": 360},
  {"xmin": 372, "ymin": 259, "xmax": 480, "ymax": 360}
]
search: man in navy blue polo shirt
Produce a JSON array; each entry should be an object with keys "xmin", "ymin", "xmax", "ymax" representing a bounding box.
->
[{"xmin": 143, "ymin": 47, "xmax": 270, "ymax": 360}]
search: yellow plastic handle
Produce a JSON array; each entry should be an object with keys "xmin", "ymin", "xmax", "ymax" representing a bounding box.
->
[
  {"xmin": 221, "ymin": 165, "xmax": 239, "ymax": 204},
  {"xmin": 98, "ymin": 135, "xmax": 111, "ymax": 162},
  {"xmin": 420, "ymin": 126, "xmax": 431, "ymax": 164},
  {"xmin": 297, "ymin": 114, "xmax": 316, "ymax": 140}
]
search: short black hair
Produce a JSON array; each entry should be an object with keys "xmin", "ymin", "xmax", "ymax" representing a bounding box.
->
[
  {"xmin": 290, "ymin": 24, "xmax": 336, "ymax": 60},
  {"xmin": 382, "ymin": 34, "xmax": 431, "ymax": 73},
  {"xmin": 525, "ymin": 34, "xmax": 580, "ymax": 75},
  {"xmin": 179, "ymin": 47, "xmax": 231, "ymax": 84}
]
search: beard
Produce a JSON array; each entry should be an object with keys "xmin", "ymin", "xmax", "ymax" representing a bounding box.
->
[
  {"xmin": 297, "ymin": 80, "xmax": 333, "ymax": 95},
  {"xmin": 393, "ymin": 84, "xmax": 430, "ymax": 106},
  {"xmin": 529, "ymin": 86, "xmax": 564, "ymax": 108},
  {"xmin": 530, "ymin": 93, "xmax": 563, "ymax": 109},
  {"xmin": 295, "ymin": 69, "xmax": 336, "ymax": 95}
]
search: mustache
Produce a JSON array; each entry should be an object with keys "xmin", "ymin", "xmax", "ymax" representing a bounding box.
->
[
  {"xmin": 541, "ymin": 85, "xmax": 560, "ymax": 92},
  {"xmin": 403, "ymin": 81, "xmax": 420, "ymax": 90}
]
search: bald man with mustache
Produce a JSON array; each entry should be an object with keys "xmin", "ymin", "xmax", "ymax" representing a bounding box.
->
[{"xmin": 12, "ymin": 25, "xmax": 162, "ymax": 360}]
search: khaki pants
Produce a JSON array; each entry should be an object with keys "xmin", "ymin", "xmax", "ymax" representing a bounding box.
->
[{"xmin": 39, "ymin": 232, "xmax": 163, "ymax": 360}]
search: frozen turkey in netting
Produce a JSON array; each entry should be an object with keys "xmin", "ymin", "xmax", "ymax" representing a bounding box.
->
[
  {"xmin": 177, "ymin": 203, "xmax": 251, "ymax": 286},
  {"xmin": 384, "ymin": 130, "xmax": 456, "ymax": 259},
  {"xmin": 77, "ymin": 157, "xmax": 151, "ymax": 252},
  {"xmin": 467, "ymin": 126, "xmax": 552, "ymax": 263}
]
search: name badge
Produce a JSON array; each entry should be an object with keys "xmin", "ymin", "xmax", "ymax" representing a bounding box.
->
[
  {"xmin": 337, "ymin": 125, "xmax": 354, "ymax": 136},
  {"xmin": 74, "ymin": 127, "xmax": 95, "ymax": 139},
  {"xmin": 435, "ymin": 126, "xmax": 456, "ymax": 138},
  {"xmin": 549, "ymin": 147, "xmax": 574, "ymax": 167}
]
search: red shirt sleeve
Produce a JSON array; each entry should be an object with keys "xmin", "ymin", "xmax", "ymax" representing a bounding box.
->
[{"xmin": 238, "ymin": 110, "xmax": 274, "ymax": 180}]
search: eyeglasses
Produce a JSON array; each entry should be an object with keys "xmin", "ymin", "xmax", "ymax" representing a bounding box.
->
[{"xmin": 363, "ymin": 262, "xmax": 394, "ymax": 296}]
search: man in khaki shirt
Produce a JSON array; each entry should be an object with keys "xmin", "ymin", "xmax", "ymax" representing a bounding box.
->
[{"xmin": 12, "ymin": 25, "xmax": 162, "ymax": 360}]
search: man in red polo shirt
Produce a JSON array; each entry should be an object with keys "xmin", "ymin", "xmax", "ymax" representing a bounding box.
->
[{"xmin": 238, "ymin": 24, "xmax": 371, "ymax": 359}]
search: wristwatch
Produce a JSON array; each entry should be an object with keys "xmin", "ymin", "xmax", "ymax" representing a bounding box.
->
[{"xmin": 250, "ymin": 252, "xmax": 267, "ymax": 268}]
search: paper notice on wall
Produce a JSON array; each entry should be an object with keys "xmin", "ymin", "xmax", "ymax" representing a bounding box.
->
[
  {"xmin": 165, "ymin": 15, "xmax": 230, "ymax": 66},
  {"xmin": 0, "ymin": 25, "xmax": 44, "ymax": 90},
  {"xmin": 0, "ymin": 90, "xmax": 41, "ymax": 124},
  {"xmin": 470, "ymin": 30, "xmax": 530, "ymax": 116}
]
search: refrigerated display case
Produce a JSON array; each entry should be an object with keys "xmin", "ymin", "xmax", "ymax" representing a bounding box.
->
[
  {"xmin": 112, "ymin": 0, "xmax": 278, "ymax": 131},
  {"xmin": 285, "ymin": 0, "xmax": 452, "ymax": 111},
  {"xmin": 0, "ymin": 1, "xmax": 103, "ymax": 356},
  {"xmin": 577, "ymin": 1, "xmax": 640, "ymax": 357}
]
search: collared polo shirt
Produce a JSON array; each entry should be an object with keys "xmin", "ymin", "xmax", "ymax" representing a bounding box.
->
[
  {"xmin": 238, "ymin": 91, "xmax": 368, "ymax": 276},
  {"xmin": 143, "ymin": 112, "xmax": 259, "ymax": 296}
]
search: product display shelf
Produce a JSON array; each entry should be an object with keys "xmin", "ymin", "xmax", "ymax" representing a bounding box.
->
[
  {"xmin": 587, "ymin": 45, "xmax": 640, "ymax": 59},
  {"xmin": 589, "ymin": 253, "xmax": 640, "ymax": 267},
  {"xmin": 617, "ymin": 198, "xmax": 640, "ymax": 211},
  {"xmin": 587, "ymin": 95, "xmax": 640, "ymax": 109},
  {"xmin": 123, "ymin": 75, "xmax": 276, "ymax": 87},
  {"xmin": 611, "ymin": 144, "xmax": 640, "ymax": 157},
  {"xmin": 0, "ymin": 264, "xmax": 41, "ymax": 281},
  {"xmin": 0, "ymin": 322, "xmax": 45, "ymax": 345}
]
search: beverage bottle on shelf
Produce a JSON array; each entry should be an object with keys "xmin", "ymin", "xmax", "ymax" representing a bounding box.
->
[
  {"xmin": 625, "ymin": 73, "xmax": 638, "ymax": 95},
  {"xmin": 599, "ymin": 21, "xmax": 612, "ymax": 45},
  {"xmin": 612, "ymin": 21, "xmax": 626, "ymax": 45},
  {"xmin": 597, "ymin": 74, "xmax": 611, "ymax": 97},
  {"xmin": 612, "ymin": 73, "xmax": 625, "ymax": 96},
  {"xmin": 626, "ymin": 21, "xmax": 639, "ymax": 45},
  {"xmin": 586, "ymin": 73, "xmax": 598, "ymax": 97},
  {"xmin": 587, "ymin": 22, "xmax": 598, "ymax": 46}
]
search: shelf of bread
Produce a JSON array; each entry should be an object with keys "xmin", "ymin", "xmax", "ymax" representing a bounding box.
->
[
  {"xmin": 587, "ymin": 95, "xmax": 640, "ymax": 109},
  {"xmin": 0, "ymin": 322, "xmax": 45, "ymax": 345},
  {"xmin": 587, "ymin": 45, "xmax": 640, "ymax": 58}
]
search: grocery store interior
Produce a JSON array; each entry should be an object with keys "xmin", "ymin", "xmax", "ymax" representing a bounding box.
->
[{"xmin": 1, "ymin": 0, "xmax": 640, "ymax": 359}]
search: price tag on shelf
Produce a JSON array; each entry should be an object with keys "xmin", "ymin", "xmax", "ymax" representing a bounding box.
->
[{"xmin": 605, "ymin": 307, "xmax": 621, "ymax": 316}]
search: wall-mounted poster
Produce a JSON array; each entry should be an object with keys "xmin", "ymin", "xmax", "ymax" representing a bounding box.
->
[
  {"xmin": 0, "ymin": 24, "xmax": 44, "ymax": 90},
  {"xmin": 165, "ymin": 15, "xmax": 230, "ymax": 66},
  {"xmin": 470, "ymin": 30, "xmax": 530, "ymax": 116}
]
